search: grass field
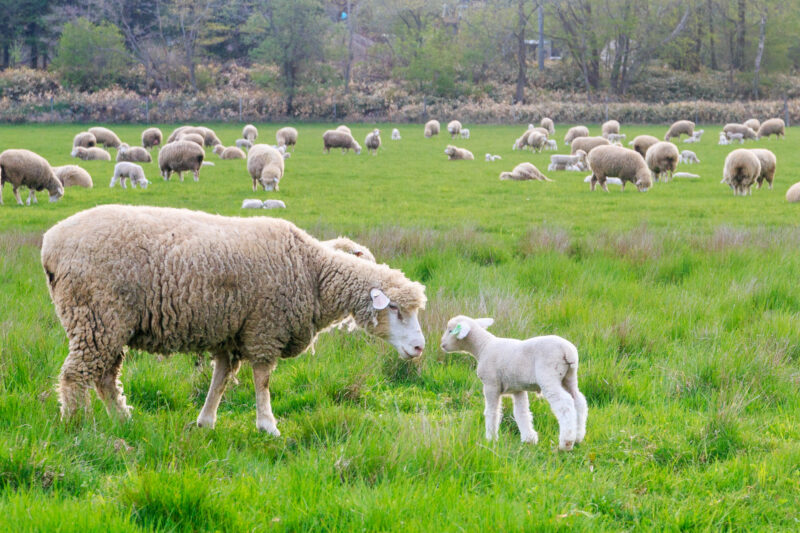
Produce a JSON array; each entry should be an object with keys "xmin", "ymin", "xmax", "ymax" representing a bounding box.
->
[{"xmin": 1, "ymin": 122, "xmax": 799, "ymax": 531}]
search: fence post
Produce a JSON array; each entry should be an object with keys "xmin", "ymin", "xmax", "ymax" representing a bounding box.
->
[
  {"xmin": 50, "ymin": 96, "xmax": 54, "ymax": 115},
  {"xmin": 333, "ymin": 102, "xmax": 337, "ymax": 119},
  {"xmin": 423, "ymin": 97, "xmax": 427, "ymax": 119},
  {"xmin": 145, "ymin": 97, "xmax": 149, "ymax": 123},
  {"xmin": 239, "ymin": 96, "xmax": 243, "ymax": 122},
  {"xmin": 785, "ymin": 94, "xmax": 790, "ymax": 127},
  {"xmin": 604, "ymin": 96, "xmax": 608, "ymax": 122}
]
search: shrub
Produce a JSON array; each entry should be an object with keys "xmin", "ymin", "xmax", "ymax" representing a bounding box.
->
[
  {"xmin": 51, "ymin": 18, "xmax": 131, "ymax": 91},
  {"xmin": 0, "ymin": 68, "xmax": 60, "ymax": 100}
]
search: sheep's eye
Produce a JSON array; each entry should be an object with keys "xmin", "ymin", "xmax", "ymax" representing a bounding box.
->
[{"xmin": 388, "ymin": 303, "xmax": 399, "ymax": 311}]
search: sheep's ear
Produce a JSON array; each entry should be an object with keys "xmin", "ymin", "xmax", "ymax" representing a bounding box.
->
[
  {"xmin": 475, "ymin": 318, "xmax": 494, "ymax": 329},
  {"xmin": 454, "ymin": 322, "xmax": 471, "ymax": 339},
  {"xmin": 370, "ymin": 288, "xmax": 390, "ymax": 310}
]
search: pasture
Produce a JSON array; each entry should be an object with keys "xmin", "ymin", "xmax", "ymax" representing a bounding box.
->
[{"xmin": 1, "ymin": 123, "xmax": 799, "ymax": 531}]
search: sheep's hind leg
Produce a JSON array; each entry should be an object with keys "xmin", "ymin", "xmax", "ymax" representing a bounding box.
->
[
  {"xmin": 542, "ymin": 384, "xmax": 578, "ymax": 451},
  {"xmin": 196, "ymin": 354, "xmax": 233, "ymax": 429},
  {"xmin": 562, "ymin": 369, "xmax": 588, "ymax": 444},
  {"xmin": 482, "ymin": 384, "xmax": 502, "ymax": 441},
  {"xmin": 26, "ymin": 189, "xmax": 37, "ymax": 205},
  {"xmin": 12, "ymin": 186, "xmax": 23, "ymax": 205},
  {"xmin": 94, "ymin": 350, "xmax": 132, "ymax": 419},
  {"xmin": 512, "ymin": 391, "xmax": 538, "ymax": 444},
  {"xmin": 253, "ymin": 361, "xmax": 280, "ymax": 436},
  {"xmin": 58, "ymin": 353, "xmax": 93, "ymax": 421}
]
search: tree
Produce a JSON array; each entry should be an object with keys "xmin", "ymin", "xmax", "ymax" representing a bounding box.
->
[
  {"xmin": 51, "ymin": 17, "xmax": 130, "ymax": 90},
  {"xmin": 171, "ymin": 0, "xmax": 217, "ymax": 93},
  {"xmin": 512, "ymin": 0, "xmax": 540, "ymax": 104}
]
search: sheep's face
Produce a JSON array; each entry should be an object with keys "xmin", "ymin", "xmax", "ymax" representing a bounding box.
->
[
  {"xmin": 440, "ymin": 316, "xmax": 494, "ymax": 354},
  {"xmin": 635, "ymin": 170, "xmax": 653, "ymax": 192},
  {"xmin": 70, "ymin": 148, "xmax": 83, "ymax": 158},
  {"xmin": 367, "ymin": 289, "xmax": 425, "ymax": 359},
  {"xmin": 444, "ymin": 146, "xmax": 455, "ymax": 156},
  {"xmin": 49, "ymin": 183, "xmax": 64, "ymax": 202},
  {"xmin": 353, "ymin": 143, "xmax": 362, "ymax": 155}
]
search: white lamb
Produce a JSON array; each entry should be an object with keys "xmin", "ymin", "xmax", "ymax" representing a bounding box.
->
[
  {"xmin": 544, "ymin": 139, "xmax": 558, "ymax": 151},
  {"xmin": 718, "ymin": 133, "xmax": 731, "ymax": 145},
  {"xmin": 110, "ymin": 162, "xmax": 149, "ymax": 189},
  {"xmin": 728, "ymin": 133, "xmax": 745, "ymax": 144},
  {"xmin": 679, "ymin": 150, "xmax": 700, "ymax": 164},
  {"xmin": 440, "ymin": 316, "xmax": 587, "ymax": 451},
  {"xmin": 391, "ymin": 128, "xmax": 401, "ymax": 140},
  {"xmin": 460, "ymin": 128, "xmax": 470, "ymax": 139},
  {"xmin": 673, "ymin": 172, "xmax": 700, "ymax": 179},
  {"xmin": 583, "ymin": 175, "xmax": 623, "ymax": 185},
  {"xmin": 484, "ymin": 153, "xmax": 502, "ymax": 162},
  {"xmin": 606, "ymin": 133, "xmax": 626, "ymax": 143},
  {"xmin": 683, "ymin": 130, "xmax": 703, "ymax": 143}
]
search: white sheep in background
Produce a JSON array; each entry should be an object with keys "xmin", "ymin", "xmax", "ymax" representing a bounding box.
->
[
  {"xmin": 544, "ymin": 139, "xmax": 557, "ymax": 151},
  {"xmin": 110, "ymin": 162, "xmax": 149, "ymax": 189},
  {"xmin": 548, "ymin": 151, "xmax": 587, "ymax": 172},
  {"xmin": 391, "ymin": 128, "xmax": 401, "ymax": 140},
  {"xmin": 460, "ymin": 128, "xmax": 470, "ymax": 139},
  {"xmin": 235, "ymin": 139, "xmax": 253, "ymax": 150},
  {"xmin": 683, "ymin": 130, "xmax": 704, "ymax": 143},
  {"xmin": 673, "ymin": 172, "xmax": 700, "ymax": 179},
  {"xmin": 718, "ymin": 133, "xmax": 731, "ymax": 145},
  {"xmin": 447, "ymin": 120, "xmax": 462, "ymax": 139},
  {"xmin": 485, "ymin": 153, "xmax": 502, "ymax": 162},
  {"xmin": 679, "ymin": 150, "xmax": 700, "ymax": 164},
  {"xmin": 440, "ymin": 316, "xmax": 587, "ymax": 451},
  {"xmin": 727, "ymin": 133, "xmax": 745, "ymax": 144},
  {"xmin": 606, "ymin": 133, "xmax": 626, "ymax": 143},
  {"xmin": 242, "ymin": 199, "xmax": 287, "ymax": 209},
  {"xmin": 584, "ymin": 175, "xmax": 623, "ymax": 186}
]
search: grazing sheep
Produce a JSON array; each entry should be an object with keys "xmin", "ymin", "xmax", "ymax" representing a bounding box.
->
[
  {"xmin": 116, "ymin": 144, "xmax": 152, "ymax": 163},
  {"xmin": 73, "ymin": 132, "xmax": 97, "ymax": 148},
  {"xmin": 335, "ymin": 125, "xmax": 351, "ymax": 135},
  {"xmin": 322, "ymin": 130, "xmax": 361, "ymax": 155},
  {"xmin": 526, "ymin": 132, "xmax": 547, "ymax": 153},
  {"xmin": 570, "ymin": 136, "xmax": 610, "ymax": 155},
  {"xmin": 439, "ymin": 316, "xmax": 586, "ymax": 450},
  {"xmin": 0, "ymin": 149, "xmax": 64, "ymax": 205},
  {"xmin": 631, "ymin": 135, "xmax": 660, "ymax": 158},
  {"xmin": 679, "ymin": 150, "xmax": 700, "ymax": 164},
  {"xmin": 391, "ymin": 128, "xmax": 401, "ymax": 140},
  {"xmin": 447, "ymin": 120, "xmax": 462, "ymax": 139},
  {"xmin": 53, "ymin": 165, "xmax": 93, "ymax": 189},
  {"xmin": 564, "ymin": 126, "xmax": 589, "ymax": 145},
  {"xmin": 444, "ymin": 145, "xmax": 474, "ymax": 160},
  {"xmin": 645, "ymin": 141, "xmax": 680, "ymax": 182},
  {"xmin": 71, "ymin": 147, "xmax": 111, "ymax": 161},
  {"xmin": 544, "ymin": 139, "xmax": 558, "ymax": 151},
  {"xmin": 499, "ymin": 162, "xmax": 551, "ymax": 182},
  {"xmin": 786, "ymin": 182, "xmax": 800, "ymax": 203},
  {"xmin": 247, "ymin": 144, "xmax": 285, "ymax": 191},
  {"xmin": 141, "ymin": 128, "xmax": 163, "ymax": 150},
  {"xmin": 718, "ymin": 132, "xmax": 731, "ymax": 145},
  {"xmin": 460, "ymin": 128, "xmax": 470, "ymax": 139},
  {"xmin": 322, "ymin": 237, "xmax": 376, "ymax": 263},
  {"xmin": 217, "ymin": 146, "xmax": 247, "ymax": 160},
  {"xmin": 606, "ymin": 133, "xmax": 626, "ymax": 144},
  {"xmin": 721, "ymin": 149, "xmax": 761, "ymax": 196},
  {"xmin": 749, "ymin": 148, "xmax": 777, "ymax": 190},
  {"xmin": 485, "ymin": 153, "xmax": 502, "ymax": 162},
  {"xmin": 601, "ymin": 120, "xmax": 620, "ymax": 138},
  {"xmin": 198, "ymin": 127, "xmax": 222, "ymax": 147},
  {"xmin": 276, "ymin": 127, "xmax": 298, "ymax": 150},
  {"xmin": 587, "ymin": 145, "xmax": 652, "ymax": 192},
  {"xmin": 243, "ymin": 124, "xmax": 258, "ymax": 142},
  {"xmin": 744, "ymin": 119, "xmax": 761, "ymax": 131},
  {"xmin": 513, "ymin": 129, "xmax": 537, "ymax": 150},
  {"xmin": 548, "ymin": 151, "xmax": 587, "ymax": 172},
  {"xmin": 235, "ymin": 139, "xmax": 253, "ymax": 150},
  {"xmin": 178, "ymin": 133, "xmax": 205, "ymax": 147},
  {"xmin": 88, "ymin": 127, "xmax": 122, "ymax": 149},
  {"xmin": 157, "ymin": 140, "xmax": 205, "ymax": 182},
  {"xmin": 727, "ymin": 133, "xmax": 745, "ymax": 144},
  {"xmin": 664, "ymin": 120, "xmax": 695, "ymax": 141},
  {"xmin": 757, "ymin": 118, "xmax": 785, "ymax": 140},
  {"xmin": 424, "ymin": 120, "xmax": 440, "ymax": 138},
  {"xmin": 723, "ymin": 123, "xmax": 757, "ymax": 141},
  {"xmin": 166, "ymin": 126, "xmax": 192, "ymax": 144},
  {"xmin": 42, "ymin": 205, "xmax": 427, "ymax": 433},
  {"xmin": 540, "ymin": 117, "xmax": 555, "ymax": 135},
  {"xmin": 110, "ymin": 162, "xmax": 149, "ymax": 189},
  {"xmin": 365, "ymin": 129, "xmax": 381, "ymax": 155}
]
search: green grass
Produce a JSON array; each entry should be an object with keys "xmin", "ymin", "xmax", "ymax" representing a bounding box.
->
[{"xmin": 1, "ymin": 123, "xmax": 799, "ymax": 531}]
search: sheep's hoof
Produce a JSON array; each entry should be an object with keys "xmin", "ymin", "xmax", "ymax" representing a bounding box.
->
[
  {"xmin": 257, "ymin": 420, "xmax": 280, "ymax": 437},
  {"xmin": 521, "ymin": 432, "xmax": 539, "ymax": 444},
  {"xmin": 559, "ymin": 440, "xmax": 574, "ymax": 451},
  {"xmin": 196, "ymin": 415, "xmax": 216, "ymax": 429}
]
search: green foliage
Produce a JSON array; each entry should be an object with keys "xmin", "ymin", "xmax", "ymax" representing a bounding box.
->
[
  {"xmin": 394, "ymin": 24, "xmax": 459, "ymax": 97},
  {"xmin": 51, "ymin": 18, "xmax": 131, "ymax": 91}
]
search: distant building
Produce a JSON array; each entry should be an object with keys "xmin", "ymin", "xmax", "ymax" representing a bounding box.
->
[{"xmin": 524, "ymin": 39, "xmax": 562, "ymax": 61}]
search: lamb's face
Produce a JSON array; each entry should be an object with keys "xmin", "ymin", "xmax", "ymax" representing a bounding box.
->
[
  {"xmin": 366, "ymin": 288, "xmax": 425, "ymax": 359},
  {"xmin": 70, "ymin": 147, "xmax": 82, "ymax": 158},
  {"xmin": 444, "ymin": 146, "xmax": 455, "ymax": 156},
  {"xmin": 440, "ymin": 316, "xmax": 493, "ymax": 354}
]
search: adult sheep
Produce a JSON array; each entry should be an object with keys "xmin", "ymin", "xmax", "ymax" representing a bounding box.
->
[
  {"xmin": 88, "ymin": 127, "xmax": 122, "ymax": 149},
  {"xmin": 424, "ymin": 120, "xmax": 440, "ymax": 138},
  {"xmin": 571, "ymin": 136, "xmax": 610, "ymax": 155},
  {"xmin": 721, "ymin": 149, "xmax": 761, "ymax": 196},
  {"xmin": 141, "ymin": 128, "xmax": 163, "ymax": 150},
  {"xmin": 601, "ymin": 120, "xmax": 620, "ymax": 138},
  {"xmin": 0, "ymin": 149, "xmax": 64, "ymax": 205},
  {"xmin": 526, "ymin": 131, "xmax": 547, "ymax": 153},
  {"xmin": 116, "ymin": 144, "xmax": 152, "ymax": 163},
  {"xmin": 631, "ymin": 135, "xmax": 660, "ymax": 158},
  {"xmin": 664, "ymin": 120, "xmax": 695, "ymax": 141},
  {"xmin": 540, "ymin": 117, "xmax": 555, "ymax": 135},
  {"xmin": 42, "ymin": 205, "xmax": 427, "ymax": 435},
  {"xmin": 499, "ymin": 162, "xmax": 552, "ymax": 182},
  {"xmin": 178, "ymin": 133, "xmax": 205, "ymax": 148},
  {"xmin": 564, "ymin": 126, "xmax": 589, "ymax": 145},
  {"xmin": 365, "ymin": 129, "xmax": 381, "ymax": 155},
  {"xmin": 757, "ymin": 118, "xmax": 785, "ymax": 140},
  {"xmin": 723, "ymin": 123, "xmax": 757, "ymax": 141},
  {"xmin": 158, "ymin": 140, "xmax": 205, "ymax": 182},
  {"xmin": 444, "ymin": 145, "xmax": 474, "ymax": 160},
  {"xmin": 322, "ymin": 130, "xmax": 361, "ymax": 154},
  {"xmin": 243, "ymin": 124, "xmax": 258, "ymax": 142},
  {"xmin": 645, "ymin": 141, "xmax": 680, "ymax": 182},
  {"xmin": 786, "ymin": 182, "xmax": 800, "ymax": 203},
  {"xmin": 587, "ymin": 145, "xmax": 652, "ymax": 192},
  {"xmin": 749, "ymin": 148, "xmax": 777, "ymax": 190},
  {"xmin": 447, "ymin": 120, "xmax": 462, "ymax": 139},
  {"xmin": 53, "ymin": 165, "xmax": 93, "ymax": 188},
  {"xmin": 247, "ymin": 144, "xmax": 284, "ymax": 191},
  {"xmin": 71, "ymin": 147, "xmax": 112, "ymax": 161},
  {"xmin": 73, "ymin": 131, "xmax": 96, "ymax": 148},
  {"xmin": 744, "ymin": 119, "xmax": 760, "ymax": 132},
  {"xmin": 213, "ymin": 145, "xmax": 247, "ymax": 160},
  {"xmin": 276, "ymin": 127, "xmax": 298, "ymax": 150}
]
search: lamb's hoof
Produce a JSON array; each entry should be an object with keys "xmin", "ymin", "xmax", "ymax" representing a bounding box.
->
[
  {"xmin": 257, "ymin": 420, "xmax": 280, "ymax": 437},
  {"xmin": 559, "ymin": 440, "xmax": 575, "ymax": 451},
  {"xmin": 521, "ymin": 432, "xmax": 539, "ymax": 444},
  {"xmin": 196, "ymin": 415, "xmax": 216, "ymax": 429}
]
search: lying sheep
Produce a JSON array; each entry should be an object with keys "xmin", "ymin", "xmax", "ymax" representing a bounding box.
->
[
  {"xmin": 679, "ymin": 150, "xmax": 700, "ymax": 164},
  {"xmin": 0, "ymin": 149, "xmax": 64, "ymax": 205},
  {"xmin": 73, "ymin": 131, "xmax": 97, "ymax": 148},
  {"xmin": 645, "ymin": 141, "xmax": 680, "ymax": 182},
  {"xmin": 141, "ymin": 128, "xmax": 163, "ymax": 150},
  {"xmin": 179, "ymin": 133, "xmax": 205, "ymax": 147},
  {"xmin": 53, "ymin": 165, "xmax": 93, "ymax": 188},
  {"xmin": 440, "ymin": 316, "xmax": 587, "ymax": 450},
  {"xmin": 88, "ymin": 127, "xmax": 122, "ymax": 149},
  {"xmin": 664, "ymin": 120, "xmax": 695, "ymax": 141},
  {"xmin": 571, "ymin": 136, "xmax": 610, "ymax": 155},
  {"xmin": 447, "ymin": 120, "xmax": 462, "ymax": 139},
  {"xmin": 460, "ymin": 128, "xmax": 470, "ymax": 139},
  {"xmin": 721, "ymin": 148, "xmax": 761, "ymax": 196},
  {"xmin": 499, "ymin": 162, "xmax": 551, "ymax": 181},
  {"xmin": 723, "ymin": 123, "xmax": 757, "ymax": 141},
  {"xmin": 682, "ymin": 131, "xmax": 702, "ymax": 143},
  {"xmin": 213, "ymin": 145, "xmax": 247, "ymax": 160},
  {"xmin": 116, "ymin": 144, "xmax": 152, "ymax": 163},
  {"xmin": 391, "ymin": 128, "xmax": 401, "ymax": 140},
  {"xmin": 276, "ymin": 127, "xmax": 298, "ymax": 150},
  {"xmin": 323, "ymin": 130, "xmax": 361, "ymax": 155},
  {"xmin": 548, "ymin": 151, "xmax": 587, "ymax": 172},
  {"xmin": 241, "ymin": 199, "xmax": 286, "ymax": 209},
  {"xmin": 243, "ymin": 124, "xmax": 258, "ymax": 142},
  {"xmin": 601, "ymin": 120, "xmax": 620, "ymax": 138},
  {"xmin": 247, "ymin": 144, "xmax": 285, "ymax": 191},
  {"xmin": 786, "ymin": 182, "xmax": 800, "ymax": 203},
  {"xmin": 485, "ymin": 153, "xmax": 502, "ymax": 162},
  {"xmin": 564, "ymin": 126, "xmax": 589, "ymax": 145},
  {"xmin": 322, "ymin": 237, "xmax": 376, "ymax": 263},
  {"xmin": 631, "ymin": 135, "xmax": 660, "ymax": 158},
  {"xmin": 43, "ymin": 205, "xmax": 427, "ymax": 434},
  {"xmin": 71, "ymin": 147, "xmax": 111, "ymax": 161},
  {"xmin": 749, "ymin": 148, "xmax": 777, "ymax": 190},
  {"xmin": 424, "ymin": 120, "xmax": 440, "ymax": 138},
  {"xmin": 110, "ymin": 162, "xmax": 149, "ymax": 189},
  {"xmin": 757, "ymin": 118, "xmax": 785, "ymax": 140},
  {"xmin": 744, "ymin": 119, "xmax": 760, "ymax": 132},
  {"xmin": 158, "ymin": 140, "xmax": 205, "ymax": 182},
  {"xmin": 540, "ymin": 117, "xmax": 555, "ymax": 135},
  {"xmin": 544, "ymin": 139, "xmax": 558, "ymax": 151},
  {"xmin": 236, "ymin": 139, "xmax": 253, "ymax": 150},
  {"xmin": 584, "ymin": 175, "xmax": 623, "ymax": 186},
  {"xmin": 672, "ymin": 172, "xmax": 700, "ymax": 179},
  {"xmin": 365, "ymin": 129, "xmax": 381, "ymax": 155},
  {"xmin": 587, "ymin": 145, "xmax": 652, "ymax": 192},
  {"xmin": 444, "ymin": 145, "xmax": 474, "ymax": 160}
]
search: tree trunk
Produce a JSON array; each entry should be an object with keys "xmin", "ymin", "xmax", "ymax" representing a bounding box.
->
[
  {"xmin": 735, "ymin": 0, "xmax": 746, "ymax": 70},
  {"xmin": 344, "ymin": 0, "xmax": 354, "ymax": 95},
  {"xmin": 514, "ymin": 0, "xmax": 527, "ymax": 104},
  {"xmin": 708, "ymin": 0, "xmax": 717, "ymax": 69},
  {"xmin": 752, "ymin": 13, "xmax": 766, "ymax": 99},
  {"xmin": 2, "ymin": 44, "xmax": 8, "ymax": 70}
]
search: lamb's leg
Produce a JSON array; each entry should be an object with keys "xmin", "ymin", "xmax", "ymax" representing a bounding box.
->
[
  {"xmin": 178, "ymin": 171, "xmax": 184, "ymax": 182},
  {"xmin": 253, "ymin": 361, "xmax": 280, "ymax": 436},
  {"xmin": 196, "ymin": 354, "xmax": 232, "ymax": 429},
  {"xmin": 482, "ymin": 384, "xmax": 501, "ymax": 441},
  {"xmin": 542, "ymin": 385, "xmax": 578, "ymax": 451},
  {"xmin": 512, "ymin": 391, "xmax": 538, "ymax": 444},
  {"xmin": 94, "ymin": 351, "xmax": 132, "ymax": 419},
  {"xmin": 562, "ymin": 369, "xmax": 587, "ymax": 444}
]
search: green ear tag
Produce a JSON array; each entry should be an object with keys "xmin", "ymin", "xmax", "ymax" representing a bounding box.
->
[{"xmin": 451, "ymin": 324, "xmax": 461, "ymax": 336}]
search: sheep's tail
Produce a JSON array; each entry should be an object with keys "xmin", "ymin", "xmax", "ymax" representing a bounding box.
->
[
  {"xmin": 561, "ymin": 344, "xmax": 580, "ymax": 398},
  {"xmin": 0, "ymin": 163, "xmax": 4, "ymax": 186}
]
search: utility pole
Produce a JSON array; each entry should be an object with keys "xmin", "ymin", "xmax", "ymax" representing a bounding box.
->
[{"xmin": 538, "ymin": 3, "xmax": 544, "ymax": 71}]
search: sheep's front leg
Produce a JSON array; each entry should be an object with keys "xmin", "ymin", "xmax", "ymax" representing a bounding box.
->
[
  {"xmin": 196, "ymin": 355, "xmax": 232, "ymax": 429},
  {"xmin": 13, "ymin": 186, "xmax": 23, "ymax": 205},
  {"xmin": 542, "ymin": 385, "xmax": 578, "ymax": 451},
  {"xmin": 482, "ymin": 384, "xmax": 501, "ymax": 441},
  {"xmin": 512, "ymin": 392, "xmax": 538, "ymax": 444},
  {"xmin": 253, "ymin": 362, "xmax": 280, "ymax": 436},
  {"xmin": 26, "ymin": 189, "xmax": 37, "ymax": 205}
]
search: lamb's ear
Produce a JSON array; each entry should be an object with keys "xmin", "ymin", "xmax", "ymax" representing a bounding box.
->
[
  {"xmin": 370, "ymin": 288, "xmax": 390, "ymax": 310},
  {"xmin": 453, "ymin": 322, "xmax": 471, "ymax": 339},
  {"xmin": 475, "ymin": 318, "xmax": 494, "ymax": 329}
]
